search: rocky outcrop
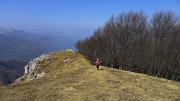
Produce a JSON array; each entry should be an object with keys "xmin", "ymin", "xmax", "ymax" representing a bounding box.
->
[
  {"xmin": 16, "ymin": 53, "xmax": 54, "ymax": 82},
  {"xmin": 15, "ymin": 49, "xmax": 75, "ymax": 83}
]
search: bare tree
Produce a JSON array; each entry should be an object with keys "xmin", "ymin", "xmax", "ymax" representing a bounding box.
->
[
  {"xmin": 150, "ymin": 10, "xmax": 180, "ymax": 79},
  {"xmin": 75, "ymin": 10, "xmax": 180, "ymax": 81}
]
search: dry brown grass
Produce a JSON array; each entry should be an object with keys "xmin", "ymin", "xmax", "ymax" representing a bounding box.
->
[{"xmin": 0, "ymin": 50, "xmax": 180, "ymax": 101}]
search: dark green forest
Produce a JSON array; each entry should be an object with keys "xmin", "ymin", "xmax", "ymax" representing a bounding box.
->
[{"xmin": 75, "ymin": 10, "xmax": 180, "ymax": 81}]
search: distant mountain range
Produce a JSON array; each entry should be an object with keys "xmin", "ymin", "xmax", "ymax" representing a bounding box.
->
[
  {"xmin": 0, "ymin": 27, "xmax": 76, "ymax": 61},
  {"xmin": 0, "ymin": 27, "xmax": 76, "ymax": 85}
]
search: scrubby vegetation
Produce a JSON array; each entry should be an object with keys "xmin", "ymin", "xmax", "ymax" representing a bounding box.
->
[
  {"xmin": 75, "ymin": 10, "xmax": 180, "ymax": 81},
  {"xmin": 0, "ymin": 50, "xmax": 180, "ymax": 101}
]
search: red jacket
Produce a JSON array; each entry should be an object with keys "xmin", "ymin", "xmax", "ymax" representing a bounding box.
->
[{"xmin": 96, "ymin": 60, "xmax": 100, "ymax": 65}]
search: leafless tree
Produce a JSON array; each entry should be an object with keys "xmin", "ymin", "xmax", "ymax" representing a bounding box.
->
[{"xmin": 75, "ymin": 10, "xmax": 180, "ymax": 81}]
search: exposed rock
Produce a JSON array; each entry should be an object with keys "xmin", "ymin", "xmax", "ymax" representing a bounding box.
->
[
  {"xmin": 35, "ymin": 71, "xmax": 46, "ymax": 78},
  {"xmin": 15, "ymin": 49, "xmax": 75, "ymax": 83},
  {"xmin": 65, "ymin": 49, "xmax": 75, "ymax": 52},
  {"xmin": 63, "ymin": 49, "xmax": 74, "ymax": 63},
  {"xmin": 15, "ymin": 53, "xmax": 54, "ymax": 82},
  {"xmin": 63, "ymin": 58, "xmax": 71, "ymax": 63}
]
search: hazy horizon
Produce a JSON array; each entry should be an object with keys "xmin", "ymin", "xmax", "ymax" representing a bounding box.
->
[{"xmin": 0, "ymin": 0, "xmax": 180, "ymax": 39}]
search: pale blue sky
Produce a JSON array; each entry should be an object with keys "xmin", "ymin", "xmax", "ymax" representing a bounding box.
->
[{"xmin": 0, "ymin": 0, "xmax": 180, "ymax": 37}]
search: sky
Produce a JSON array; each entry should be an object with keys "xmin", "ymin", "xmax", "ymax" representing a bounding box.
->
[{"xmin": 0, "ymin": 0, "xmax": 180, "ymax": 38}]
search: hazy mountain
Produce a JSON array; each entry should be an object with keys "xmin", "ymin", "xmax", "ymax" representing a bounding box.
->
[
  {"xmin": 0, "ymin": 27, "xmax": 75, "ymax": 85},
  {"xmin": 25, "ymin": 28, "xmax": 93, "ymax": 40},
  {"xmin": 0, "ymin": 27, "xmax": 75, "ymax": 61},
  {"xmin": 0, "ymin": 59, "xmax": 28, "ymax": 85},
  {"xmin": 26, "ymin": 29, "xmax": 67, "ymax": 36}
]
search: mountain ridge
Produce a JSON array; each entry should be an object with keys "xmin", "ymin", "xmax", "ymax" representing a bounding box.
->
[
  {"xmin": 0, "ymin": 50, "xmax": 180, "ymax": 101},
  {"xmin": 0, "ymin": 27, "xmax": 75, "ymax": 61},
  {"xmin": 0, "ymin": 27, "xmax": 75, "ymax": 85}
]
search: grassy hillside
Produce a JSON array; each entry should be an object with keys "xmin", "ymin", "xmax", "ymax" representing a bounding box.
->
[{"xmin": 0, "ymin": 50, "xmax": 180, "ymax": 101}]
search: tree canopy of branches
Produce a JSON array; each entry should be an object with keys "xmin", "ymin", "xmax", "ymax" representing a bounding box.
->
[{"xmin": 75, "ymin": 10, "xmax": 180, "ymax": 81}]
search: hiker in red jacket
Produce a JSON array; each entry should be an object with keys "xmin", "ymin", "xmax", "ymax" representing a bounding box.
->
[{"xmin": 95, "ymin": 58, "xmax": 100, "ymax": 71}]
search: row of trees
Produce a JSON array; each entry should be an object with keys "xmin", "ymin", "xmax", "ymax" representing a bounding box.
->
[{"xmin": 75, "ymin": 10, "xmax": 180, "ymax": 81}]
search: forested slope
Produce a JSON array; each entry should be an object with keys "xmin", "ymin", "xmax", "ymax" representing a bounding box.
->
[{"xmin": 75, "ymin": 10, "xmax": 180, "ymax": 81}]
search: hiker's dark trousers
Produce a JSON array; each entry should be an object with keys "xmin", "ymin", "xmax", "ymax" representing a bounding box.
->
[{"xmin": 97, "ymin": 65, "xmax": 99, "ymax": 70}]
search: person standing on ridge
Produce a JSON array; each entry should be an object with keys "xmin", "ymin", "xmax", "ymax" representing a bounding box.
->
[{"xmin": 95, "ymin": 58, "xmax": 100, "ymax": 71}]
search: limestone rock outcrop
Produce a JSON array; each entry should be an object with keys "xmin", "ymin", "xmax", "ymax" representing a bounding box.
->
[
  {"xmin": 16, "ymin": 53, "xmax": 54, "ymax": 82},
  {"xmin": 15, "ymin": 49, "xmax": 75, "ymax": 83}
]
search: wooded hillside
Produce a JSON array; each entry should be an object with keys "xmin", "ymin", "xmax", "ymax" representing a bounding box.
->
[{"xmin": 75, "ymin": 10, "xmax": 180, "ymax": 81}]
